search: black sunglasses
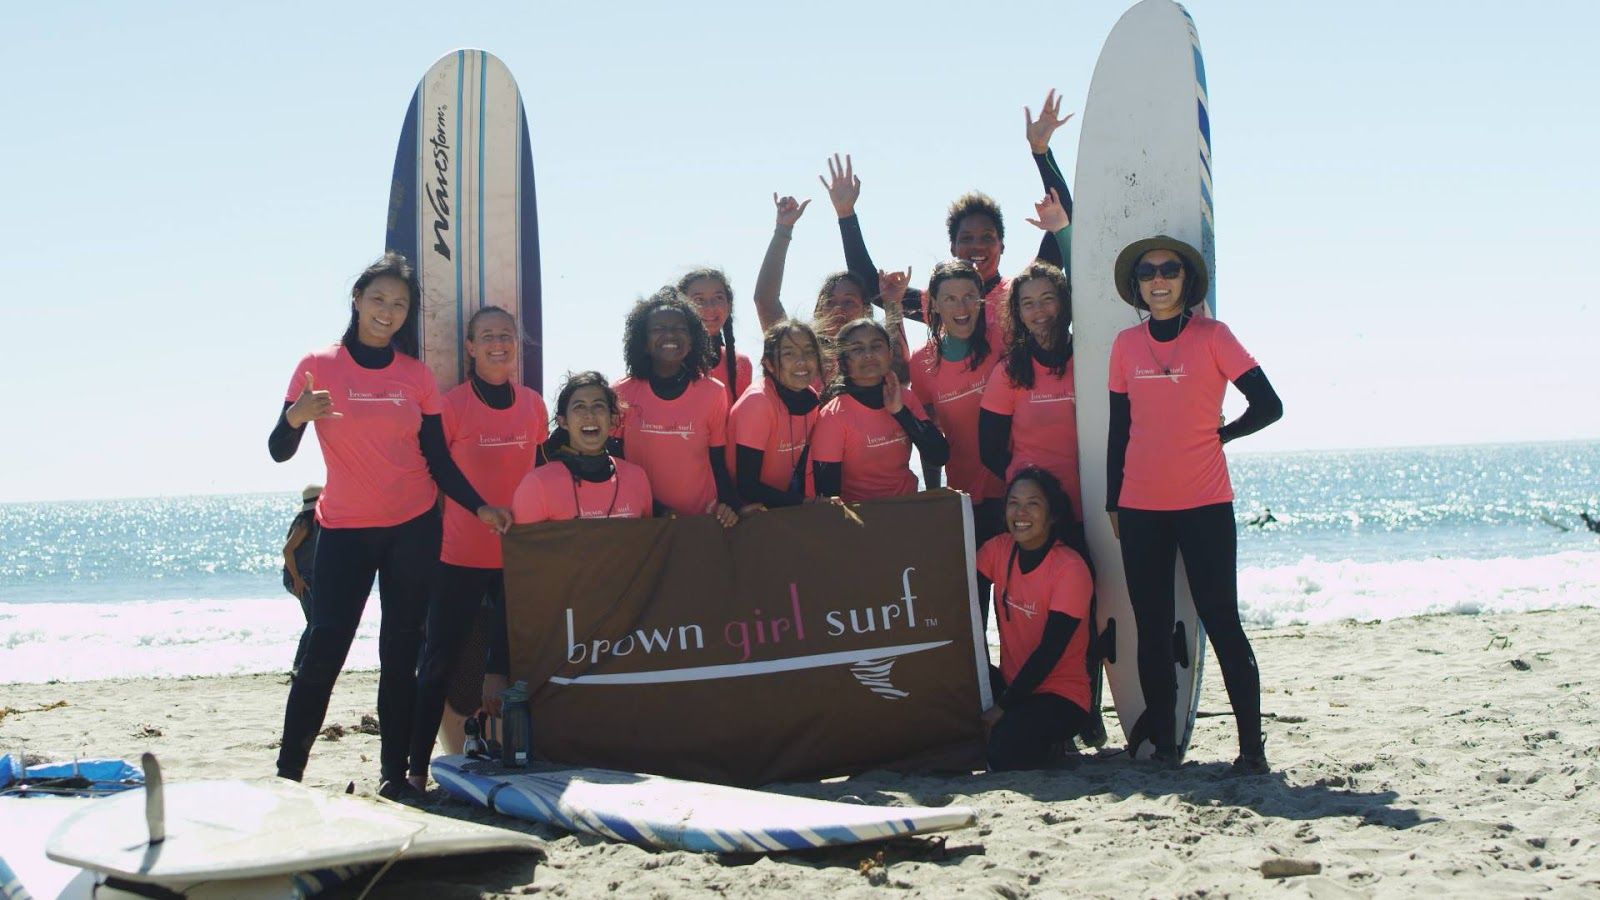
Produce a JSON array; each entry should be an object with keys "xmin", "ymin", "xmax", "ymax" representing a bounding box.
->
[{"xmin": 1134, "ymin": 260, "xmax": 1185, "ymax": 281}]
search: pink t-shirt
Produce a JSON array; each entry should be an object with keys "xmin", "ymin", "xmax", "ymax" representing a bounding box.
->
[
  {"xmin": 977, "ymin": 534, "xmax": 1093, "ymax": 710},
  {"xmin": 811, "ymin": 385, "xmax": 932, "ymax": 502},
  {"xmin": 285, "ymin": 344, "xmax": 443, "ymax": 529},
  {"xmin": 729, "ymin": 381, "xmax": 818, "ymax": 499},
  {"xmin": 980, "ymin": 356, "xmax": 1082, "ymax": 519},
  {"xmin": 908, "ymin": 343, "xmax": 1004, "ymax": 503},
  {"xmin": 710, "ymin": 349, "xmax": 754, "ymax": 401},
  {"xmin": 512, "ymin": 458, "xmax": 653, "ymax": 523},
  {"xmin": 439, "ymin": 382, "xmax": 549, "ymax": 568},
  {"xmin": 983, "ymin": 276, "xmax": 1011, "ymax": 345},
  {"xmin": 1108, "ymin": 317, "xmax": 1258, "ymax": 511},
  {"xmin": 613, "ymin": 375, "xmax": 729, "ymax": 515}
]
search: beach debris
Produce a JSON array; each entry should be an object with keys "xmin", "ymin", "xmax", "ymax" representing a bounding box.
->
[
  {"xmin": 1486, "ymin": 634, "xmax": 1511, "ymax": 650},
  {"xmin": 132, "ymin": 724, "xmax": 163, "ymax": 738},
  {"xmin": 356, "ymin": 714, "xmax": 381, "ymax": 735},
  {"xmin": 320, "ymin": 724, "xmax": 346, "ymax": 741},
  {"xmin": 0, "ymin": 700, "xmax": 68, "ymax": 725},
  {"xmin": 857, "ymin": 849, "xmax": 888, "ymax": 885},
  {"xmin": 1509, "ymin": 658, "xmax": 1532, "ymax": 671},
  {"xmin": 1260, "ymin": 857, "xmax": 1321, "ymax": 879}
]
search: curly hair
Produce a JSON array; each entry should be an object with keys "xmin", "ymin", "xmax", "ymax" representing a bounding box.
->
[
  {"xmin": 341, "ymin": 251, "xmax": 421, "ymax": 357},
  {"xmin": 945, "ymin": 192, "xmax": 1005, "ymax": 245},
  {"xmin": 677, "ymin": 268, "xmax": 740, "ymax": 401},
  {"xmin": 622, "ymin": 286, "xmax": 714, "ymax": 380},
  {"xmin": 922, "ymin": 259, "xmax": 991, "ymax": 374},
  {"xmin": 1002, "ymin": 261, "xmax": 1072, "ymax": 390}
]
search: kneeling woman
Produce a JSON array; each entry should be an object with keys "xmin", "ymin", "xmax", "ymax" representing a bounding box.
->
[
  {"xmin": 613, "ymin": 288, "xmax": 740, "ymax": 525},
  {"xmin": 481, "ymin": 373, "xmax": 655, "ymax": 714},
  {"xmin": 978, "ymin": 467, "xmax": 1095, "ymax": 771},
  {"xmin": 1106, "ymin": 235, "xmax": 1282, "ymax": 771},
  {"xmin": 407, "ymin": 306, "xmax": 548, "ymax": 790},
  {"xmin": 811, "ymin": 318, "xmax": 949, "ymax": 501}
]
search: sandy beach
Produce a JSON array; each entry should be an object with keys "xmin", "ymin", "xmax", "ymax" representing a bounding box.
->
[{"xmin": 5, "ymin": 606, "xmax": 1598, "ymax": 898}]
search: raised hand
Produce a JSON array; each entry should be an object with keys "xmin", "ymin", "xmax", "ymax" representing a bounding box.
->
[
  {"xmin": 818, "ymin": 153, "xmax": 861, "ymax": 218},
  {"xmin": 878, "ymin": 266, "xmax": 912, "ymax": 315},
  {"xmin": 882, "ymin": 369, "xmax": 905, "ymax": 415},
  {"xmin": 286, "ymin": 371, "xmax": 341, "ymax": 427},
  {"xmin": 1024, "ymin": 188, "xmax": 1071, "ymax": 232},
  {"xmin": 773, "ymin": 193, "xmax": 811, "ymax": 228},
  {"xmin": 1024, "ymin": 88, "xmax": 1076, "ymax": 155}
]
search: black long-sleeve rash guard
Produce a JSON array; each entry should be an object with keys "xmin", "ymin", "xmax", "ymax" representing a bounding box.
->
[
  {"xmin": 836, "ymin": 149, "xmax": 1075, "ymax": 321},
  {"xmin": 267, "ymin": 341, "xmax": 487, "ymax": 514},
  {"xmin": 1105, "ymin": 315, "xmax": 1282, "ymax": 510},
  {"xmin": 995, "ymin": 540, "xmax": 1083, "ymax": 710}
]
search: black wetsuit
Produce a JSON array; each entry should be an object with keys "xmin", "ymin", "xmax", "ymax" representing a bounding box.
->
[
  {"xmin": 838, "ymin": 150, "xmax": 1073, "ymax": 318},
  {"xmin": 1106, "ymin": 314, "xmax": 1282, "ymax": 758},
  {"xmin": 270, "ymin": 340, "xmax": 490, "ymax": 785}
]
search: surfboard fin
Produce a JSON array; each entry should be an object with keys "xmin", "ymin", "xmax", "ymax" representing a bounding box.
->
[
  {"xmin": 1095, "ymin": 618, "xmax": 1118, "ymax": 665},
  {"xmin": 1172, "ymin": 622, "xmax": 1190, "ymax": 669},
  {"xmin": 139, "ymin": 752, "xmax": 164, "ymax": 846}
]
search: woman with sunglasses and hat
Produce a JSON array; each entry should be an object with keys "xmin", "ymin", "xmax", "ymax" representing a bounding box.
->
[{"xmin": 1106, "ymin": 235, "xmax": 1282, "ymax": 773}]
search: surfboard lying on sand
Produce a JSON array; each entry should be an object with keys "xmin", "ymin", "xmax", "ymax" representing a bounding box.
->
[
  {"xmin": 432, "ymin": 754, "xmax": 977, "ymax": 853},
  {"xmin": 385, "ymin": 47, "xmax": 543, "ymax": 755},
  {"xmin": 37, "ymin": 756, "xmax": 542, "ymax": 898},
  {"xmin": 1073, "ymin": 0, "xmax": 1217, "ymax": 758}
]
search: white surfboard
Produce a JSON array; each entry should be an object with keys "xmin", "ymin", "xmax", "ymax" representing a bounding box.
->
[
  {"xmin": 1072, "ymin": 0, "xmax": 1215, "ymax": 758},
  {"xmin": 44, "ymin": 774, "xmax": 543, "ymax": 893},
  {"xmin": 432, "ymin": 754, "xmax": 976, "ymax": 853}
]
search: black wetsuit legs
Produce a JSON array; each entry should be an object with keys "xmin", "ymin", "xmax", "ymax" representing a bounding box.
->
[
  {"xmin": 276, "ymin": 509, "xmax": 439, "ymax": 784},
  {"xmin": 987, "ymin": 693, "xmax": 1090, "ymax": 771},
  {"xmin": 1119, "ymin": 503, "xmax": 1261, "ymax": 756},
  {"xmin": 409, "ymin": 563, "xmax": 501, "ymax": 776}
]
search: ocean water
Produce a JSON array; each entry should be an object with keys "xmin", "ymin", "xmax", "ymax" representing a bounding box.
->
[{"xmin": 3, "ymin": 442, "xmax": 1597, "ymax": 684}]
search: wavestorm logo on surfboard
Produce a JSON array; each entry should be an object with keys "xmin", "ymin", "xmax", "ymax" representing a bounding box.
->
[
  {"xmin": 555, "ymin": 566, "xmax": 946, "ymax": 700},
  {"xmin": 426, "ymin": 104, "xmax": 453, "ymax": 261}
]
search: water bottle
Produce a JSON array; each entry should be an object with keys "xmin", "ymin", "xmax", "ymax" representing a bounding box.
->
[{"xmin": 498, "ymin": 681, "xmax": 533, "ymax": 767}]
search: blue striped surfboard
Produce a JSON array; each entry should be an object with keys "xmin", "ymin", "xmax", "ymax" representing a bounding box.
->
[
  {"xmin": 386, "ymin": 49, "xmax": 542, "ymax": 392},
  {"xmin": 431, "ymin": 755, "xmax": 976, "ymax": 853}
]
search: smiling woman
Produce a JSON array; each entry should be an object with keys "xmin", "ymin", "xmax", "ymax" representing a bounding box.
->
[{"xmin": 265, "ymin": 252, "xmax": 513, "ymax": 798}]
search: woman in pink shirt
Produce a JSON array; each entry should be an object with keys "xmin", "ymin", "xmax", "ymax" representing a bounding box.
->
[
  {"xmin": 1105, "ymin": 236, "xmax": 1283, "ymax": 773},
  {"xmin": 977, "ymin": 467, "xmax": 1095, "ymax": 770},
  {"xmin": 407, "ymin": 306, "xmax": 548, "ymax": 790},
  {"xmin": 267, "ymin": 253, "xmax": 512, "ymax": 796},
  {"xmin": 730, "ymin": 320, "xmax": 825, "ymax": 508},
  {"xmin": 613, "ymin": 288, "xmax": 740, "ymax": 526},
  {"xmin": 811, "ymin": 313, "xmax": 949, "ymax": 502},
  {"xmin": 679, "ymin": 269, "xmax": 753, "ymax": 403}
]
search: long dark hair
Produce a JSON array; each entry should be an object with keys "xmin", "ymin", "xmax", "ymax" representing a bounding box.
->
[
  {"xmin": 678, "ymin": 269, "xmax": 740, "ymax": 401},
  {"xmin": 923, "ymin": 259, "xmax": 991, "ymax": 374},
  {"xmin": 822, "ymin": 317, "xmax": 892, "ymax": 402},
  {"xmin": 1002, "ymin": 261, "xmax": 1073, "ymax": 390},
  {"xmin": 341, "ymin": 252, "xmax": 421, "ymax": 357},
  {"xmin": 622, "ymin": 286, "xmax": 714, "ymax": 380}
]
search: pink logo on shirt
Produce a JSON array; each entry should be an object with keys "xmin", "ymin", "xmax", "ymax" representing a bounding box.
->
[
  {"xmin": 1133, "ymin": 365, "xmax": 1187, "ymax": 383},
  {"xmin": 1028, "ymin": 389, "xmax": 1075, "ymax": 405},
  {"xmin": 1002, "ymin": 594, "xmax": 1038, "ymax": 619},
  {"xmin": 640, "ymin": 421, "xmax": 698, "ymax": 441},
  {"xmin": 478, "ymin": 432, "xmax": 532, "ymax": 449},
  {"xmin": 347, "ymin": 388, "xmax": 408, "ymax": 405},
  {"xmin": 935, "ymin": 381, "xmax": 987, "ymax": 405},
  {"xmin": 865, "ymin": 432, "xmax": 909, "ymax": 449}
]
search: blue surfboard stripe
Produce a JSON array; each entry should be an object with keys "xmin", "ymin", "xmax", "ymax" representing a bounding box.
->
[
  {"xmin": 477, "ymin": 50, "xmax": 487, "ymax": 318},
  {"xmin": 386, "ymin": 89, "xmax": 422, "ymax": 356},
  {"xmin": 516, "ymin": 96, "xmax": 542, "ymax": 392}
]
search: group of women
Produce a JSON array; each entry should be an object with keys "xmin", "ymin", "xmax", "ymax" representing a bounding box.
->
[{"xmin": 268, "ymin": 98, "xmax": 1282, "ymax": 793}]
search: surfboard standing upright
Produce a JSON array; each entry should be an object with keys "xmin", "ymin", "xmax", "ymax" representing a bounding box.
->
[
  {"xmin": 386, "ymin": 49, "xmax": 542, "ymax": 393},
  {"xmin": 1073, "ymin": 0, "xmax": 1215, "ymax": 758},
  {"xmin": 385, "ymin": 49, "xmax": 542, "ymax": 754}
]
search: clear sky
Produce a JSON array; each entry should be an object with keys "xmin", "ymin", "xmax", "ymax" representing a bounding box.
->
[{"xmin": 4, "ymin": 1, "xmax": 1596, "ymax": 502}]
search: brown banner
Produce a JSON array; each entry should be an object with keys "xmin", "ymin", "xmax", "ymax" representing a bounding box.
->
[{"xmin": 500, "ymin": 489, "xmax": 992, "ymax": 786}]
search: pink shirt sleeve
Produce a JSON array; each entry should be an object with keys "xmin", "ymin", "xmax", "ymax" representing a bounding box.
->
[
  {"xmin": 511, "ymin": 471, "xmax": 548, "ymax": 524},
  {"xmin": 730, "ymin": 393, "xmax": 774, "ymax": 451},
  {"xmin": 975, "ymin": 535, "xmax": 1003, "ymax": 582},
  {"xmin": 980, "ymin": 370, "xmax": 1017, "ymax": 414},
  {"xmin": 707, "ymin": 380, "xmax": 730, "ymax": 446},
  {"xmin": 1108, "ymin": 336, "xmax": 1128, "ymax": 393},
  {"xmin": 1048, "ymin": 550, "xmax": 1094, "ymax": 620},
  {"xmin": 810, "ymin": 403, "xmax": 846, "ymax": 464},
  {"xmin": 285, "ymin": 353, "xmax": 319, "ymax": 403},
  {"xmin": 1209, "ymin": 321, "xmax": 1259, "ymax": 382},
  {"xmin": 412, "ymin": 359, "xmax": 444, "ymax": 415}
]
